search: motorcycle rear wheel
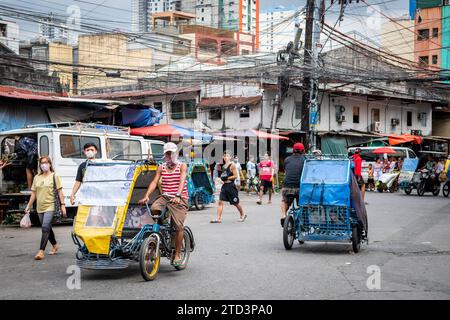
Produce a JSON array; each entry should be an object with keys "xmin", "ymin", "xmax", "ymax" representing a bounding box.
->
[{"xmin": 432, "ymin": 185, "xmax": 441, "ymax": 196}]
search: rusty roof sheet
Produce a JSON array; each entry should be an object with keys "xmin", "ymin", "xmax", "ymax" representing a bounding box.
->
[
  {"xmin": 198, "ymin": 96, "xmax": 262, "ymax": 108},
  {"xmin": 81, "ymin": 86, "xmax": 201, "ymax": 99}
]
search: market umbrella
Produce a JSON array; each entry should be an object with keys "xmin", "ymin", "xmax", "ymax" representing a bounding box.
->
[
  {"xmin": 373, "ymin": 147, "xmax": 397, "ymax": 154},
  {"xmin": 130, "ymin": 124, "xmax": 213, "ymax": 142}
]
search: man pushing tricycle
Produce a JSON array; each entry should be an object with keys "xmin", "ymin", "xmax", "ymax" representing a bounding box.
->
[{"xmin": 138, "ymin": 142, "xmax": 189, "ymax": 267}]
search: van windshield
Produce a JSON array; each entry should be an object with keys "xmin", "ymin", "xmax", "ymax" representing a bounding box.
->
[
  {"xmin": 151, "ymin": 143, "xmax": 164, "ymax": 158},
  {"xmin": 107, "ymin": 139, "xmax": 142, "ymax": 161}
]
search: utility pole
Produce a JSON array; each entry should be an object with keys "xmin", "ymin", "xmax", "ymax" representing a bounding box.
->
[
  {"xmin": 272, "ymin": 10, "xmax": 304, "ymax": 131},
  {"xmin": 301, "ymin": 0, "xmax": 316, "ymax": 149}
]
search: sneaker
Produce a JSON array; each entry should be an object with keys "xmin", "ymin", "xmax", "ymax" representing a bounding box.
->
[{"xmin": 256, "ymin": 200, "xmax": 262, "ymax": 205}]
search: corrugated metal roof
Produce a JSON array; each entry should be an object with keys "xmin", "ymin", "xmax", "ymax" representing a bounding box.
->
[
  {"xmin": 81, "ymin": 86, "xmax": 201, "ymax": 99},
  {"xmin": 198, "ymin": 96, "xmax": 262, "ymax": 108},
  {"xmin": 0, "ymin": 85, "xmax": 130, "ymax": 107}
]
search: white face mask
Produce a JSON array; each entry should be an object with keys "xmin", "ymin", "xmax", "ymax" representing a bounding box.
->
[
  {"xmin": 85, "ymin": 151, "xmax": 96, "ymax": 159},
  {"xmin": 40, "ymin": 163, "xmax": 50, "ymax": 172}
]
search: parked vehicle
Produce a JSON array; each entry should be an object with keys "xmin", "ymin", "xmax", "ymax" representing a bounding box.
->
[
  {"xmin": 398, "ymin": 159, "xmax": 420, "ymax": 195},
  {"xmin": 348, "ymin": 146, "xmax": 418, "ymax": 183},
  {"xmin": 186, "ymin": 160, "xmax": 215, "ymax": 210},
  {"xmin": 72, "ymin": 160, "xmax": 195, "ymax": 281},
  {"xmin": 283, "ymin": 157, "xmax": 367, "ymax": 253},
  {"xmin": 376, "ymin": 172, "xmax": 400, "ymax": 193},
  {"xmin": 0, "ymin": 123, "xmax": 164, "ymax": 224}
]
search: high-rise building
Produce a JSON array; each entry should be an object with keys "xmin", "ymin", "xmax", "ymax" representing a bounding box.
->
[
  {"xmin": 39, "ymin": 14, "xmax": 70, "ymax": 43},
  {"xmin": 132, "ymin": 0, "xmax": 259, "ymax": 44},
  {"xmin": 132, "ymin": 0, "xmax": 148, "ymax": 32},
  {"xmin": 259, "ymin": 5, "xmax": 297, "ymax": 53}
]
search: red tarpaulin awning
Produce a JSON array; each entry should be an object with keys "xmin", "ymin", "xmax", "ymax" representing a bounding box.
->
[{"xmin": 388, "ymin": 134, "xmax": 422, "ymax": 146}]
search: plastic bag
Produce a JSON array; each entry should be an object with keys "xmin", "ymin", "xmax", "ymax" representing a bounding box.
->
[{"xmin": 20, "ymin": 213, "xmax": 31, "ymax": 228}]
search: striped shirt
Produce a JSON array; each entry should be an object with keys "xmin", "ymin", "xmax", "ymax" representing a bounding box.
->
[{"xmin": 161, "ymin": 162, "xmax": 188, "ymax": 199}]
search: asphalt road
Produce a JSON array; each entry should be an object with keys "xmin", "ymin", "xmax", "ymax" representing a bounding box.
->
[{"xmin": 1, "ymin": 191, "xmax": 449, "ymax": 300}]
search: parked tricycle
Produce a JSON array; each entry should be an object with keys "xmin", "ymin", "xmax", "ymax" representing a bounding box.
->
[
  {"xmin": 71, "ymin": 160, "xmax": 195, "ymax": 281},
  {"xmin": 283, "ymin": 157, "xmax": 368, "ymax": 253},
  {"xmin": 399, "ymin": 159, "xmax": 419, "ymax": 195},
  {"xmin": 187, "ymin": 160, "xmax": 215, "ymax": 210}
]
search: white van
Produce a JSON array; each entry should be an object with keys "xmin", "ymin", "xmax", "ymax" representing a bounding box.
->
[
  {"xmin": 0, "ymin": 123, "xmax": 164, "ymax": 217},
  {"xmin": 348, "ymin": 146, "xmax": 418, "ymax": 182}
]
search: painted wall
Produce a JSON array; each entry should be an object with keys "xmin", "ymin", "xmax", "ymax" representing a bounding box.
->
[
  {"xmin": 414, "ymin": 6, "xmax": 442, "ymax": 70},
  {"xmin": 441, "ymin": 6, "xmax": 450, "ymax": 76},
  {"xmin": 78, "ymin": 34, "xmax": 152, "ymax": 91},
  {"xmin": 380, "ymin": 19, "xmax": 415, "ymax": 63},
  {"xmin": 48, "ymin": 43, "xmax": 73, "ymax": 94}
]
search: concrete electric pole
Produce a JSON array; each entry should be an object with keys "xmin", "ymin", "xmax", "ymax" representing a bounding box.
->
[{"xmin": 300, "ymin": 0, "xmax": 322, "ymax": 151}]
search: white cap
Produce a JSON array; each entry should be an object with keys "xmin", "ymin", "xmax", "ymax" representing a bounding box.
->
[{"xmin": 163, "ymin": 142, "xmax": 178, "ymax": 154}]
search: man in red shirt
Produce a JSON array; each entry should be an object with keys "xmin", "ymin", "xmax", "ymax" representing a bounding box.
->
[
  {"xmin": 352, "ymin": 148, "xmax": 365, "ymax": 201},
  {"xmin": 257, "ymin": 153, "xmax": 275, "ymax": 205}
]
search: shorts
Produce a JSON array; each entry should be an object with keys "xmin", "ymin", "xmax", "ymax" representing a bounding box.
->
[
  {"xmin": 150, "ymin": 195, "xmax": 188, "ymax": 231},
  {"xmin": 261, "ymin": 179, "xmax": 273, "ymax": 193},
  {"xmin": 26, "ymin": 154, "xmax": 38, "ymax": 170},
  {"xmin": 367, "ymin": 177, "xmax": 375, "ymax": 185},
  {"xmin": 282, "ymin": 187, "xmax": 299, "ymax": 206},
  {"xmin": 220, "ymin": 182, "xmax": 240, "ymax": 205}
]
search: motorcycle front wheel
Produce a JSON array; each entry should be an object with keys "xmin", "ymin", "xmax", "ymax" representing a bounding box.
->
[
  {"xmin": 417, "ymin": 181, "xmax": 425, "ymax": 196},
  {"xmin": 443, "ymin": 182, "xmax": 450, "ymax": 197}
]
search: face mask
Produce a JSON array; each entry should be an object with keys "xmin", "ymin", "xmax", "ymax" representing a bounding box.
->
[
  {"xmin": 40, "ymin": 163, "xmax": 50, "ymax": 172},
  {"xmin": 86, "ymin": 151, "xmax": 96, "ymax": 159},
  {"xmin": 165, "ymin": 152, "xmax": 178, "ymax": 167}
]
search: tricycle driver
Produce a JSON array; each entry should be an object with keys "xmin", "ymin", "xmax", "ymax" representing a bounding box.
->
[{"xmin": 138, "ymin": 142, "xmax": 189, "ymax": 267}]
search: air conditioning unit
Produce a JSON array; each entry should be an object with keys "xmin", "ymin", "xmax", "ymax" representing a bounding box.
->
[
  {"xmin": 335, "ymin": 105, "xmax": 346, "ymax": 113},
  {"xmin": 418, "ymin": 112, "xmax": 426, "ymax": 120},
  {"xmin": 372, "ymin": 121, "xmax": 381, "ymax": 132},
  {"xmin": 336, "ymin": 114, "xmax": 345, "ymax": 123},
  {"xmin": 391, "ymin": 118, "xmax": 400, "ymax": 126}
]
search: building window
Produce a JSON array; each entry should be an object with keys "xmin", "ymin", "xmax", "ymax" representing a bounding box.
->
[
  {"xmin": 432, "ymin": 28, "xmax": 439, "ymax": 38},
  {"xmin": 295, "ymin": 101, "xmax": 302, "ymax": 119},
  {"xmin": 209, "ymin": 109, "xmax": 221, "ymax": 120},
  {"xmin": 353, "ymin": 106, "xmax": 360, "ymax": 124},
  {"xmin": 0, "ymin": 23, "xmax": 7, "ymax": 37},
  {"xmin": 407, "ymin": 111, "xmax": 413, "ymax": 127},
  {"xmin": 419, "ymin": 56, "xmax": 429, "ymax": 66},
  {"xmin": 371, "ymin": 108, "xmax": 380, "ymax": 123},
  {"xmin": 240, "ymin": 106, "xmax": 250, "ymax": 118},
  {"xmin": 417, "ymin": 29, "xmax": 429, "ymax": 41},
  {"xmin": 171, "ymin": 100, "xmax": 197, "ymax": 119},
  {"xmin": 432, "ymin": 55, "xmax": 438, "ymax": 65},
  {"xmin": 153, "ymin": 102, "xmax": 163, "ymax": 112}
]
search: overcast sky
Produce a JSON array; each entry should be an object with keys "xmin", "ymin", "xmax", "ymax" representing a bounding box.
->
[{"xmin": 1, "ymin": 0, "xmax": 410, "ymax": 45}]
